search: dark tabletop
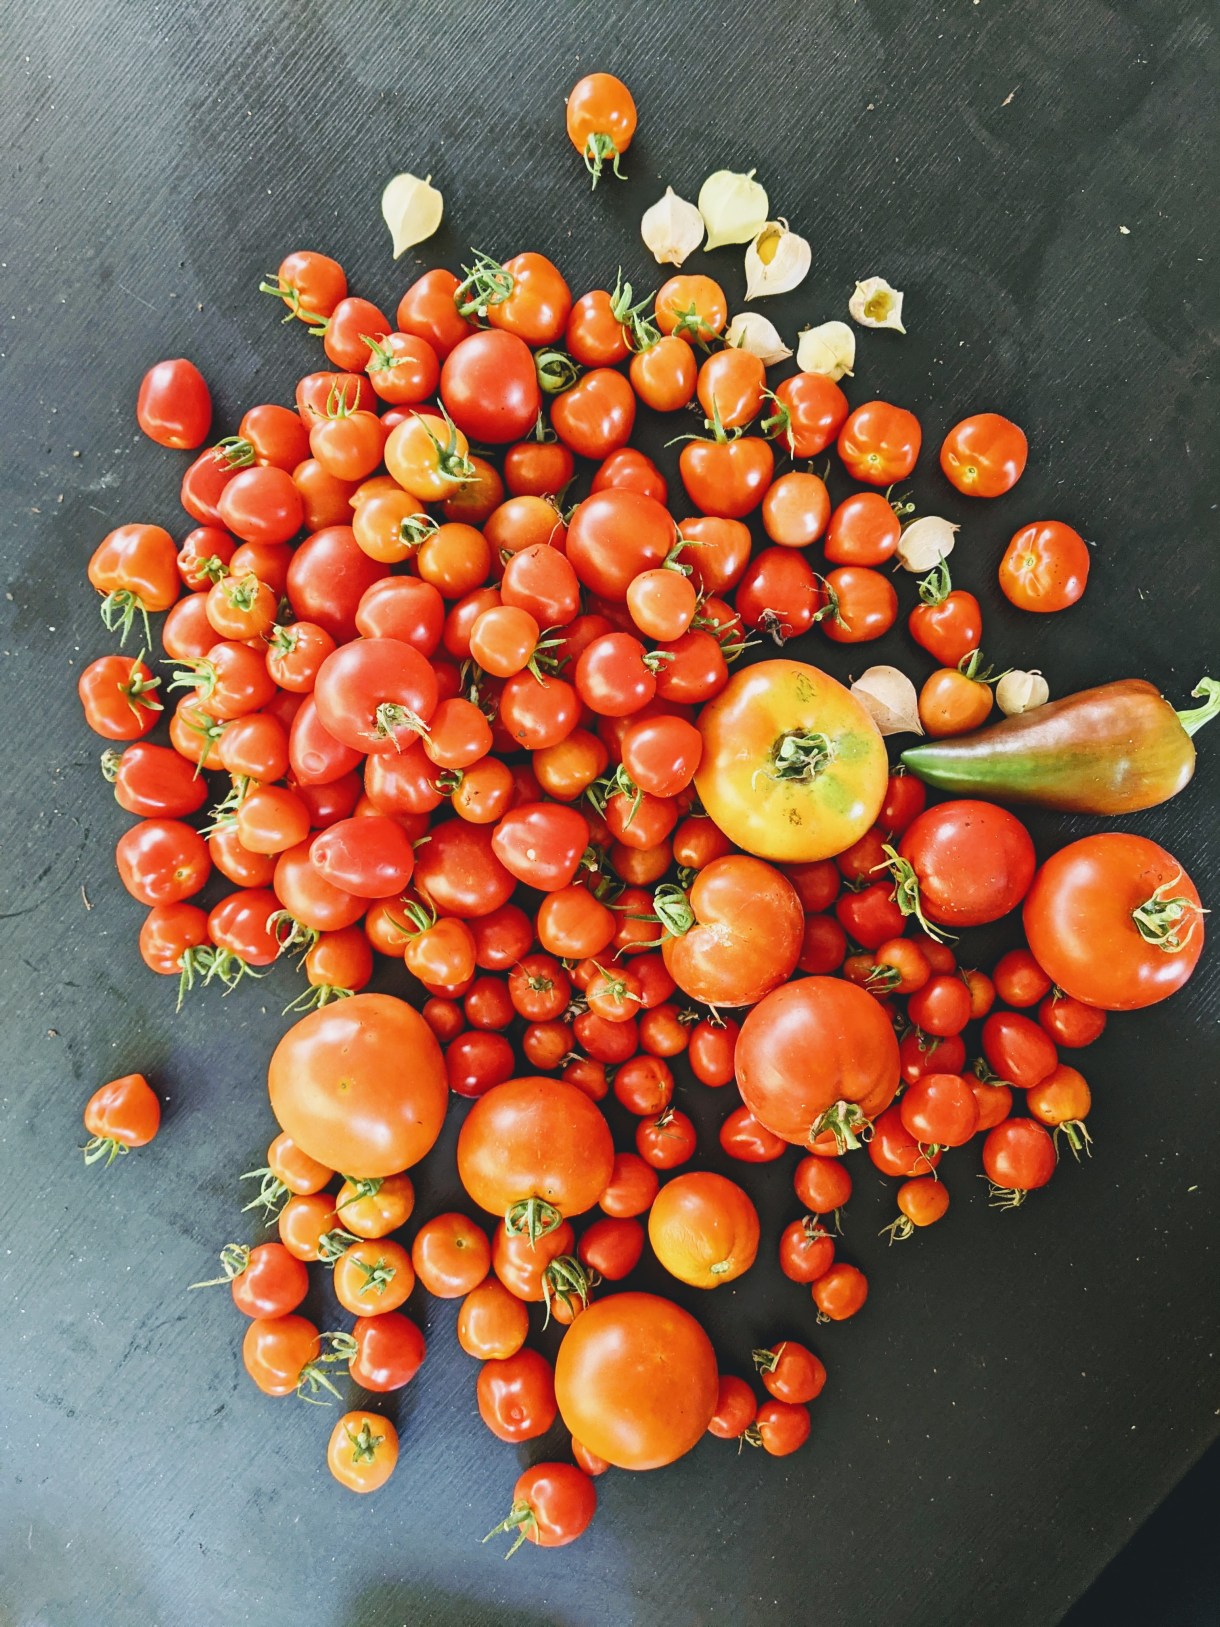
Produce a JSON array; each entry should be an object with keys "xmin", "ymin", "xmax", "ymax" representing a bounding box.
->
[{"xmin": 1, "ymin": 2, "xmax": 1217, "ymax": 1625}]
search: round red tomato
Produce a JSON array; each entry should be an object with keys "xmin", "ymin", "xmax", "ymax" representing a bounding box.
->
[
  {"xmin": 999, "ymin": 522, "xmax": 1090, "ymax": 612},
  {"xmin": 837, "ymin": 401, "xmax": 921, "ymax": 486},
  {"xmin": 940, "ymin": 413, "xmax": 1027, "ymax": 497},
  {"xmin": 440, "ymin": 329, "xmax": 540, "ymax": 444},
  {"xmin": 897, "ymin": 801, "xmax": 1036, "ymax": 928},
  {"xmin": 136, "ymin": 357, "xmax": 212, "ymax": 449}
]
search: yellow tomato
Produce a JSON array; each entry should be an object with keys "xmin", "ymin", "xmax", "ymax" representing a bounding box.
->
[{"xmin": 694, "ymin": 659, "xmax": 887, "ymax": 861}]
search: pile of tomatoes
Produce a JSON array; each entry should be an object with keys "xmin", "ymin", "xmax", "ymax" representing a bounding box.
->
[{"xmin": 76, "ymin": 86, "xmax": 1207, "ymax": 1545}]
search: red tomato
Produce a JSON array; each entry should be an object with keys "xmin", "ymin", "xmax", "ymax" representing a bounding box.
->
[
  {"xmin": 940, "ymin": 413, "xmax": 1027, "ymax": 497},
  {"xmin": 981, "ymin": 1011, "xmax": 1059, "ymax": 1089},
  {"xmin": 837, "ymin": 401, "xmax": 921, "ymax": 485},
  {"xmin": 476, "ymin": 1348, "xmax": 558, "ymax": 1442},
  {"xmin": 999, "ymin": 522, "xmax": 1091, "ymax": 612},
  {"xmin": 566, "ymin": 72, "xmax": 637, "ymax": 184},
  {"xmin": 136, "ymin": 357, "xmax": 212, "ymax": 448},
  {"xmin": 824, "ymin": 491, "xmax": 901, "ymax": 566},
  {"xmin": 552, "ymin": 369, "xmax": 636, "ymax": 460},
  {"xmin": 981, "ymin": 1118, "xmax": 1057, "ymax": 1205},
  {"xmin": 897, "ymin": 801, "xmax": 1036, "ymax": 929},
  {"xmin": 565, "ymin": 490, "xmax": 675, "ymax": 600},
  {"xmin": 766, "ymin": 372, "xmax": 848, "ymax": 457},
  {"xmin": 440, "ymin": 329, "xmax": 541, "ymax": 444}
]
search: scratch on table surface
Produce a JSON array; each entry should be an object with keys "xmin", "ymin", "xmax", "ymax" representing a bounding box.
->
[{"xmin": 117, "ymin": 282, "xmax": 156, "ymax": 310}]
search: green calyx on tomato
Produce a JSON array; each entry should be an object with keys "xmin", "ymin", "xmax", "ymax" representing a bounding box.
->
[
  {"xmin": 541, "ymin": 1255, "xmax": 591, "ymax": 1328},
  {"xmin": 878, "ymin": 843, "xmax": 955, "ymax": 943},
  {"xmin": 297, "ymin": 1331, "xmax": 359, "ymax": 1404},
  {"xmin": 454, "ymin": 250, "xmax": 515, "ymax": 319},
  {"xmin": 189, "ymin": 1243, "xmax": 253, "ymax": 1289},
  {"xmin": 812, "ymin": 1098, "xmax": 871, "ymax": 1153},
  {"xmin": 241, "ymin": 1165, "xmax": 291, "ymax": 1223},
  {"xmin": 535, "ymin": 349, "xmax": 583, "ymax": 394},
  {"xmin": 504, "ymin": 1194, "xmax": 565, "ymax": 1246},
  {"xmin": 373, "ymin": 701, "xmax": 431, "ymax": 743},
  {"xmin": 756, "ymin": 729, "xmax": 835, "ymax": 788},
  {"xmin": 1130, "ymin": 874, "xmax": 1207, "ymax": 954}
]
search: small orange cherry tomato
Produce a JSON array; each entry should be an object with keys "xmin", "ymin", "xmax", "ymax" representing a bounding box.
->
[
  {"xmin": 918, "ymin": 661, "xmax": 996, "ymax": 736},
  {"xmin": 566, "ymin": 73, "xmax": 637, "ymax": 186},
  {"xmin": 335, "ymin": 1172, "xmax": 416, "ymax": 1238},
  {"xmin": 411, "ymin": 1212, "xmax": 492, "ymax": 1297},
  {"xmin": 457, "ymin": 1277, "xmax": 530, "ymax": 1359},
  {"xmin": 327, "ymin": 1410, "xmax": 399, "ymax": 1493},
  {"xmin": 654, "ymin": 275, "xmax": 728, "ymax": 344},
  {"xmin": 333, "ymin": 1239, "xmax": 414, "ymax": 1315}
]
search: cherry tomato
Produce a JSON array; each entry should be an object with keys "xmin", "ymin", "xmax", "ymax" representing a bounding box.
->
[
  {"xmin": 999, "ymin": 521, "xmax": 1090, "ymax": 612},
  {"xmin": 487, "ymin": 1462, "xmax": 596, "ymax": 1554},
  {"xmin": 778, "ymin": 1218, "xmax": 835, "ymax": 1284},
  {"xmin": 655, "ymin": 274, "xmax": 727, "ymax": 343},
  {"xmin": 327, "ymin": 1411, "xmax": 398, "ymax": 1495},
  {"xmin": 566, "ymin": 72, "xmax": 637, "ymax": 185},
  {"xmin": 982, "ymin": 1118, "xmax": 1057, "ymax": 1205},
  {"xmin": 629, "ymin": 335, "xmax": 697, "ymax": 411},
  {"xmin": 707, "ymin": 1375, "xmax": 758, "ymax": 1440},
  {"xmin": 900, "ymin": 1072, "xmax": 979, "ymax": 1147},
  {"xmin": 477, "ymin": 1348, "xmax": 558, "ymax": 1442},
  {"xmin": 766, "ymin": 372, "xmax": 848, "ymax": 457},
  {"xmin": 811, "ymin": 1262, "xmax": 869, "ymax": 1322},
  {"xmin": 136, "ymin": 357, "xmax": 211, "ymax": 449},
  {"xmin": 440, "ymin": 328, "xmax": 541, "ymax": 444},
  {"xmin": 750, "ymin": 1400, "xmax": 811, "ymax": 1456},
  {"xmin": 982, "ymin": 1011, "xmax": 1059, "ymax": 1089},
  {"xmin": 821, "ymin": 566, "xmax": 898, "ymax": 644},
  {"xmin": 1038, "ymin": 992, "xmax": 1107, "ymax": 1050},
  {"xmin": 457, "ymin": 1278, "xmax": 530, "ymax": 1360},
  {"xmin": 754, "ymin": 1341, "xmax": 826, "ymax": 1405},
  {"xmin": 348, "ymin": 1312, "xmax": 426, "ymax": 1391},
  {"xmin": 940, "ymin": 413, "xmax": 1027, "ymax": 497},
  {"xmin": 82, "ymin": 1073, "xmax": 160, "ymax": 1164},
  {"xmin": 824, "ymin": 491, "xmax": 901, "ymax": 565},
  {"xmin": 837, "ymin": 400, "xmax": 921, "ymax": 485}
]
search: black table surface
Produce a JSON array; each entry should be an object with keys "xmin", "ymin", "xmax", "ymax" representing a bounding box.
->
[{"xmin": 2, "ymin": 2, "xmax": 1217, "ymax": 1624}]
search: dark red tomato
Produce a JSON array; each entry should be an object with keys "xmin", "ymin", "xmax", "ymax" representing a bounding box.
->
[
  {"xmin": 940, "ymin": 413, "xmax": 1027, "ymax": 498},
  {"xmin": 492, "ymin": 803, "xmax": 589, "ymax": 891},
  {"xmin": 440, "ymin": 329, "xmax": 541, "ymax": 444},
  {"xmin": 766, "ymin": 372, "xmax": 849, "ymax": 457},
  {"xmin": 687, "ymin": 1017, "xmax": 739, "ymax": 1088},
  {"xmin": 878, "ymin": 772, "xmax": 927, "ymax": 837},
  {"xmin": 834, "ymin": 883, "xmax": 906, "ymax": 951},
  {"xmin": 908, "ymin": 565, "xmax": 983, "ymax": 667},
  {"xmin": 824, "ymin": 491, "xmax": 901, "ymax": 566},
  {"xmin": 413, "ymin": 820, "xmax": 515, "ymax": 919},
  {"xmin": 578, "ymin": 1216, "xmax": 645, "ymax": 1281},
  {"xmin": 837, "ymin": 401, "xmax": 922, "ymax": 486},
  {"xmin": 981, "ymin": 1118, "xmax": 1056, "ymax": 1204},
  {"xmin": 707, "ymin": 1375, "xmax": 758, "ymax": 1440},
  {"xmin": 719, "ymin": 1105, "xmax": 786, "ymax": 1163},
  {"xmin": 217, "ymin": 466, "xmax": 304, "ymax": 547},
  {"xmin": 897, "ymin": 802, "xmax": 1036, "ymax": 929},
  {"xmin": 679, "ymin": 434, "xmax": 774, "ymax": 519},
  {"xmin": 180, "ymin": 445, "xmax": 238, "ymax": 526},
  {"xmin": 287, "ymin": 526, "xmax": 388, "ymax": 642},
  {"xmin": 309, "ymin": 816, "xmax": 416, "ymax": 899},
  {"xmin": 566, "ymin": 490, "xmax": 675, "ymax": 601},
  {"xmin": 207, "ymin": 887, "xmax": 282, "ymax": 971},
  {"xmin": 136, "ymin": 358, "xmax": 212, "ymax": 449},
  {"xmin": 798, "ymin": 914, "xmax": 849, "ymax": 975},
  {"xmin": 906, "ymin": 974, "xmax": 973, "ymax": 1037},
  {"xmin": 322, "ymin": 295, "xmax": 390, "ymax": 371},
  {"xmin": 982, "ymin": 1012, "xmax": 1058, "ymax": 1090},
  {"xmin": 735, "ymin": 548, "xmax": 822, "ymax": 644},
  {"xmin": 1038, "ymin": 993, "xmax": 1107, "ymax": 1050},
  {"xmin": 445, "ymin": 1031, "xmax": 516, "ymax": 1099},
  {"xmin": 778, "ymin": 1218, "xmax": 835, "ymax": 1284}
]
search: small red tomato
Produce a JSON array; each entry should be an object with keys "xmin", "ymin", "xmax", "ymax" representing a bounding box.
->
[
  {"xmin": 136, "ymin": 358, "xmax": 212, "ymax": 449},
  {"xmin": 940, "ymin": 413, "xmax": 1027, "ymax": 497}
]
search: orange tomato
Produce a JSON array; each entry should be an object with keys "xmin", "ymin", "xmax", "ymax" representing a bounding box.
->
[{"xmin": 647, "ymin": 1172, "xmax": 760, "ymax": 1288}]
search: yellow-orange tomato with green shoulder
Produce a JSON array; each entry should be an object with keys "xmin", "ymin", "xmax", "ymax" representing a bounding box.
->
[{"xmin": 694, "ymin": 659, "xmax": 887, "ymax": 862}]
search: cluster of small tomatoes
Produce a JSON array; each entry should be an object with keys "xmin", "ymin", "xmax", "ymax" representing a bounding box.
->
[{"xmin": 76, "ymin": 180, "xmax": 1204, "ymax": 1548}]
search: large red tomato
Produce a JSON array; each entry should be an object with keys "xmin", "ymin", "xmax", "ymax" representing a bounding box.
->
[
  {"xmin": 735, "ymin": 977, "xmax": 900, "ymax": 1147},
  {"xmin": 564, "ymin": 490, "xmax": 675, "ymax": 600},
  {"xmin": 554, "ymin": 1292, "xmax": 718, "ymax": 1470},
  {"xmin": 658, "ymin": 856, "xmax": 802, "ymax": 1007},
  {"xmin": 267, "ymin": 994, "xmax": 447, "ymax": 1178},
  {"xmin": 440, "ymin": 329, "xmax": 541, "ymax": 444},
  {"xmin": 456, "ymin": 1076, "xmax": 616, "ymax": 1234},
  {"xmin": 1024, "ymin": 833, "xmax": 1204, "ymax": 1010},
  {"xmin": 897, "ymin": 801, "xmax": 1036, "ymax": 928}
]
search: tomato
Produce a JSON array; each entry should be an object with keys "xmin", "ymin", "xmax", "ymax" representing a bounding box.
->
[
  {"xmin": 868, "ymin": 1104, "xmax": 942, "ymax": 1178},
  {"xmin": 906, "ymin": 973, "xmax": 973, "ymax": 1037},
  {"xmin": 762, "ymin": 471, "xmax": 831, "ymax": 548},
  {"xmin": 320, "ymin": 295, "xmax": 390, "ymax": 371},
  {"xmin": 595, "ymin": 1154, "xmax": 657, "ymax": 1220},
  {"xmin": 566, "ymin": 282, "xmax": 634, "ymax": 367},
  {"xmin": 536, "ymin": 885, "xmax": 616, "ymax": 959},
  {"xmin": 457, "ymin": 251, "xmax": 570, "ymax": 346},
  {"xmin": 501, "ymin": 545, "xmax": 581, "ymax": 627},
  {"xmin": 592, "ymin": 446, "xmax": 667, "ymax": 505},
  {"xmin": 477, "ymin": 1348, "xmax": 558, "ymax": 1443},
  {"xmin": 312, "ymin": 637, "xmax": 437, "ymax": 756},
  {"xmin": 327, "ymin": 1411, "xmax": 398, "ymax": 1494},
  {"xmin": 679, "ymin": 432, "xmax": 774, "ymax": 519},
  {"xmin": 646, "ymin": 1172, "xmax": 758, "ymax": 1288},
  {"xmin": 754, "ymin": 1342, "xmax": 826, "ymax": 1406},
  {"xmin": 268, "ymin": 994, "xmax": 447, "ymax": 1178},
  {"xmin": 636, "ymin": 1107, "xmax": 697, "ymax": 1170},
  {"xmin": 485, "ymin": 494, "xmax": 565, "ymax": 560},
  {"xmin": 439, "ymin": 328, "xmax": 540, "ymax": 444},
  {"xmin": 719, "ymin": 1104, "xmax": 786, "ymax": 1163},
  {"xmin": 1039, "ymin": 992, "xmax": 1107, "ymax": 1049},
  {"xmin": 78, "ymin": 654, "xmax": 162, "ymax": 741},
  {"xmin": 497, "ymin": 669, "xmax": 579, "ymax": 751},
  {"xmin": 215, "ymin": 1242, "xmax": 309, "ymax": 1319},
  {"xmin": 824, "ymin": 491, "xmax": 901, "ymax": 566},
  {"xmin": 897, "ymin": 801, "xmax": 1036, "ymax": 928},
  {"xmin": 900, "ymin": 1072, "xmax": 979, "ymax": 1147},
  {"xmin": 554, "ymin": 1292, "xmax": 718, "ymax": 1469},
  {"xmin": 383, "ymin": 411, "xmax": 473, "ymax": 503},
  {"xmin": 697, "ymin": 348, "xmax": 766, "ymax": 430},
  {"xmin": 334, "ymin": 1172, "xmax": 414, "ymax": 1239},
  {"xmin": 411, "ymin": 1213, "xmax": 491, "ymax": 1298},
  {"xmin": 696, "ymin": 660, "xmax": 887, "ymax": 863},
  {"xmin": 273, "ymin": 840, "xmax": 365, "ymax": 933},
  {"xmin": 334, "ymin": 1240, "xmax": 415, "ymax": 1316},
  {"xmin": 765, "ymin": 370, "xmax": 849, "ymax": 457},
  {"xmin": 445, "ymin": 1031, "xmax": 515, "ymax": 1099},
  {"xmin": 707, "ymin": 1375, "xmax": 758, "ymax": 1440},
  {"xmin": 82, "ymin": 1073, "xmax": 160, "ymax": 1164},
  {"xmin": 655, "ymin": 275, "xmax": 727, "ymax": 343},
  {"xmin": 413, "ymin": 820, "xmax": 516, "ymax": 918},
  {"xmin": 566, "ymin": 489, "xmax": 674, "ymax": 601},
  {"xmin": 657, "ymin": 856, "xmax": 801, "ymax": 1007},
  {"xmin": 981, "ymin": 1011, "xmax": 1059, "ymax": 1090},
  {"xmin": 992, "ymin": 949, "xmax": 1052, "ymax": 1008},
  {"xmin": 456, "ymin": 1076, "xmax": 615, "ymax": 1235},
  {"xmin": 629, "ymin": 334, "xmax": 698, "ymax": 411},
  {"xmin": 811, "ymin": 1262, "xmax": 869, "ymax": 1322},
  {"xmin": 882, "ymin": 1175, "xmax": 952, "ymax": 1243},
  {"xmin": 395, "ymin": 267, "xmax": 471, "ymax": 359},
  {"xmin": 837, "ymin": 400, "xmax": 921, "ymax": 485},
  {"xmin": 820, "ymin": 565, "xmax": 899, "ymax": 644},
  {"xmin": 458, "ymin": 1278, "xmax": 530, "ymax": 1359},
  {"xmin": 918, "ymin": 661, "xmax": 996, "ymax": 737},
  {"xmin": 242, "ymin": 1314, "xmax": 323, "ymax": 1398},
  {"xmin": 115, "ymin": 819, "xmax": 210, "ymax": 907},
  {"xmin": 778, "ymin": 1218, "xmax": 835, "ymax": 1284},
  {"xmin": 736, "ymin": 976, "xmax": 900, "ymax": 1148},
  {"xmin": 308, "ymin": 816, "xmax": 415, "ymax": 899},
  {"xmin": 734, "ymin": 548, "xmax": 821, "ymax": 645},
  {"xmin": 295, "ymin": 370, "xmax": 377, "ymax": 424},
  {"xmin": 263, "ymin": 249, "xmax": 346, "ymax": 322},
  {"xmin": 488, "ymin": 1462, "xmax": 597, "ymax": 1556},
  {"xmin": 492, "ymin": 1219, "xmax": 576, "ymax": 1303},
  {"xmin": 277, "ymin": 1192, "xmax": 338, "ymax": 1262},
  {"xmin": 138, "ymin": 902, "xmax": 209, "ymax": 992},
  {"xmin": 88, "ymin": 524, "xmax": 179, "ymax": 642},
  {"xmin": 344, "ymin": 1313, "xmax": 424, "ymax": 1393},
  {"xmin": 578, "ymin": 1215, "xmax": 644, "ymax": 1282},
  {"xmin": 748, "ymin": 1399, "xmax": 812, "ymax": 1456},
  {"xmin": 687, "ymin": 1016, "xmax": 739, "ymax": 1087},
  {"xmin": 940, "ymin": 413, "xmax": 1027, "ymax": 497},
  {"xmin": 566, "ymin": 72, "xmax": 636, "ymax": 183},
  {"xmin": 287, "ymin": 526, "xmax": 388, "ymax": 643},
  {"xmin": 999, "ymin": 521, "xmax": 1090, "ymax": 612},
  {"xmin": 1027, "ymin": 832, "xmax": 1206, "ymax": 1010},
  {"xmin": 909, "ymin": 562, "xmax": 983, "ymax": 666},
  {"xmin": 552, "ymin": 369, "xmax": 636, "ymax": 460},
  {"xmin": 793, "ymin": 1155, "xmax": 851, "ymax": 1217},
  {"xmin": 214, "ymin": 465, "xmax": 303, "ymax": 547},
  {"xmin": 982, "ymin": 1118, "xmax": 1057, "ymax": 1205},
  {"xmin": 136, "ymin": 357, "xmax": 211, "ymax": 448}
]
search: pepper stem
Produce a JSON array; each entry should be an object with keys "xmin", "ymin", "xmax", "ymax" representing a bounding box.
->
[{"xmin": 1176, "ymin": 677, "xmax": 1220, "ymax": 737}]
